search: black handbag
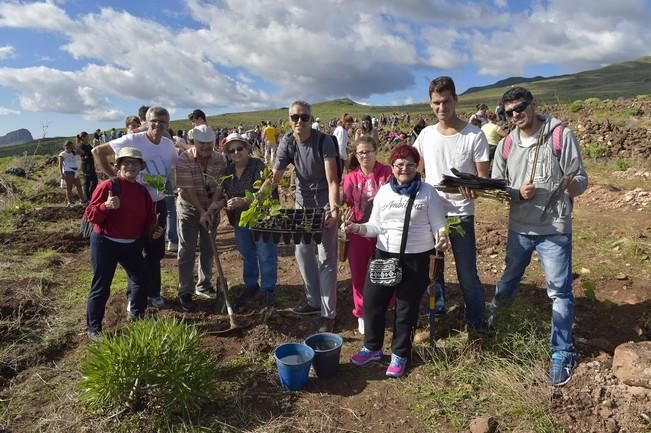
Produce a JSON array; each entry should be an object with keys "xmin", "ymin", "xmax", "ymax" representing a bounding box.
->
[{"xmin": 368, "ymin": 190, "xmax": 417, "ymax": 286}]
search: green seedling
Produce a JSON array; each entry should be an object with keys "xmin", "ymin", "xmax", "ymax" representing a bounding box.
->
[{"xmin": 581, "ymin": 280, "xmax": 597, "ymax": 301}]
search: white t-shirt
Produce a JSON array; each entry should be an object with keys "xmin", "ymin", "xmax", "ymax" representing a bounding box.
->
[
  {"xmin": 110, "ymin": 131, "xmax": 177, "ymax": 201},
  {"xmin": 363, "ymin": 182, "xmax": 447, "ymax": 254},
  {"xmin": 413, "ymin": 123, "xmax": 489, "ymax": 216},
  {"xmin": 333, "ymin": 125, "xmax": 348, "ymax": 160},
  {"xmin": 58, "ymin": 151, "xmax": 78, "ymax": 172}
]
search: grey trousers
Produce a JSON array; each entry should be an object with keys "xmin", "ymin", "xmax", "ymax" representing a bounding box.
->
[
  {"xmin": 294, "ymin": 221, "xmax": 338, "ymax": 319},
  {"xmin": 177, "ymin": 201, "xmax": 219, "ymax": 297}
]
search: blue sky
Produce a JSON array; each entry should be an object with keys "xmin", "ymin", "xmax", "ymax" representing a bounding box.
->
[{"xmin": 0, "ymin": 0, "xmax": 650, "ymax": 138}]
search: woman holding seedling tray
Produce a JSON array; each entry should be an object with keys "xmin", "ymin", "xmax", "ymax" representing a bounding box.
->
[
  {"xmin": 342, "ymin": 135, "xmax": 392, "ymax": 335},
  {"xmin": 342, "ymin": 145, "xmax": 449, "ymax": 378},
  {"xmin": 222, "ymin": 133, "xmax": 278, "ymax": 307},
  {"xmin": 83, "ymin": 147, "xmax": 163, "ymax": 341}
]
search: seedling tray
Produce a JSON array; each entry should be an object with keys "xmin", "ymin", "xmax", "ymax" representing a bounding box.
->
[{"xmin": 252, "ymin": 208, "xmax": 324, "ymax": 244}]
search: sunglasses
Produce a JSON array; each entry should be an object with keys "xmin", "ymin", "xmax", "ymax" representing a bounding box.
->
[
  {"xmin": 505, "ymin": 100, "xmax": 531, "ymax": 117},
  {"xmin": 228, "ymin": 146, "xmax": 245, "ymax": 154},
  {"xmin": 290, "ymin": 113, "xmax": 311, "ymax": 122}
]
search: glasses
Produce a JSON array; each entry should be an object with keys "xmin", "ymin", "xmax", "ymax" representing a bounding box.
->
[
  {"xmin": 356, "ymin": 150, "xmax": 375, "ymax": 156},
  {"xmin": 290, "ymin": 113, "xmax": 311, "ymax": 122},
  {"xmin": 505, "ymin": 100, "xmax": 531, "ymax": 117},
  {"xmin": 392, "ymin": 163, "xmax": 417, "ymax": 171},
  {"xmin": 120, "ymin": 159, "xmax": 141, "ymax": 167},
  {"xmin": 228, "ymin": 146, "xmax": 245, "ymax": 154}
]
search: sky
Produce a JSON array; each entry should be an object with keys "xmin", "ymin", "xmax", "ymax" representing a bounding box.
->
[{"xmin": 0, "ymin": 0, "xmax": 650, "ymax": 138}]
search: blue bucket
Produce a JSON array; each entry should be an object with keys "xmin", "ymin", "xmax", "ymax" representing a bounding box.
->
[
  {"xmin": 273, "ymin": 343, "xmax": 315, "ymax": 391},
  {"xmin": 304, "ymin": 332, "xmax": 343, "ymax": 379}
]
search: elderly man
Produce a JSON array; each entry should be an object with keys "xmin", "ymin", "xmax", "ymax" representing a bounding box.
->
[
  {"xmin": 92, "ymin": 106, "xmax": 177, "ymax": 310},
  {"xmin": 175, "ymin": 124, "xmax": 226, "ymax": 311},
  {"xmin": 264, "ymin": 100, "xmax": 340, "ymax": 332}
]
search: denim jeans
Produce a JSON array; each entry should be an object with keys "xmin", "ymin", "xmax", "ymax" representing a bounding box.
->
[
  {"xmin": 491, "ymin": 230, "xmax": 574, "ymax": 352},
  {"xmin": 448, "ymin": 215, "xmax": 485, "ymax": 329},
  {"xmin": 165, "ymin": 194, "xmax": 178, "ymax": 245},
  {"xmin": 88, "ymin": 232, "xmax": 147, "ymax": 333},
  {"xmin": 234, "ymin": 227, "xmax": 278, "ymax": 291}
]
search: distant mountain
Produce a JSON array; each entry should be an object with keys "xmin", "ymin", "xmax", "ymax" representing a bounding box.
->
[
  {"xmin": 0, "ymin": 129, "xmax": 33, "ymax": 147},
  {"xmin": 462, "ymin": 76, "xmax": 547, "ymax": 96}
]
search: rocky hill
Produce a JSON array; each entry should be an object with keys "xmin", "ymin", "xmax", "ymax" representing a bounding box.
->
[{"xmin": 0, "ymin": 129, "xmax": 33, "ymax": 147}]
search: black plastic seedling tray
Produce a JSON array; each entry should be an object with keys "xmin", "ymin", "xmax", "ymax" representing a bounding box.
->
[{"xmin": 252, "ymin": 208, "xmax": 325, "ymax": 244}]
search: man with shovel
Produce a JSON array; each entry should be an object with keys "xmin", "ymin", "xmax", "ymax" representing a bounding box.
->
[
  {"xmin": 175, "ymin": 124, "xmax": 227, "ymax": 312},
  {"xmin": 490, "ymin": 86, "xmax": 588, "ymax": 386}
]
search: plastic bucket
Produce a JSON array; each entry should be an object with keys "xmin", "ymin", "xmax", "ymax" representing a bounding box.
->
[
  {"xmin": 304, "ymin": 332, "xmax": 343, "ymax": 379},
  {"xmin": 273, "ymin": 343, "xmax": 315, "ymax": 391}
]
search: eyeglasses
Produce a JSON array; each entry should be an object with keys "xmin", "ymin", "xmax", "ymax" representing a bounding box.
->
[
  {"xmin": 505, "ymin": 100, "xmax": 531, "ymax": 117},
  {"xmin": 290, "ymin": 113, "xmax": 311, "ymax": 122},
  {"xmin": 392, "ymin": 162, "xmax": 417, "ymax": 171},
  {"xmin": 120, "ymin": 159, "xmax": 141, "ymax": 167},
  {"xmin": 228, "ymin": 146, "xmax": 245, "ymax": 154},
  {"xmin": 356, "ymin": 150, "xmax": 375, "ymax": 156}
]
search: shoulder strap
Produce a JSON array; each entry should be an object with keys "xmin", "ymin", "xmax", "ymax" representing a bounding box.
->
[
  {"xmin": 501, "ymin": 134, "xmax": 513, "ymax": 160},
  {"xmin": 109, "ymin": 177, "xmax": 122, "ymax": 196},
  {"xmin": 285, "ymin": 132, "xmax": 296, "ymax": 164},
  {"xmin": 551, "ymin": 123, "xmax": 564, "ymax": 156},
  {"xmin": 399, "ymin": 191, "xmax": 418, "ymax": 261}
]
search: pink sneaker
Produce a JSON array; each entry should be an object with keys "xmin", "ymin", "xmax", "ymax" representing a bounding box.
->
[
  {"xmin": 385, "ymin": 353, "xmax": 407, "ymax": 378},
  {"xmin": 351, "ymin": 347, "xmax": 383, "ymax": 366}
]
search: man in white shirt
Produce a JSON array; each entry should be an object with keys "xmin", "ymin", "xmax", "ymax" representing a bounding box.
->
[
  {"xmin": 93, "ymin": 106, "xmax": 178, "ymax": 310},
  {"xmin": 413, "ymin": 76, "xmax": 490, "ymax": 333}
]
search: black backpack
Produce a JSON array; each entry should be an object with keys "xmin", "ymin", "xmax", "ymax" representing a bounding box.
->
[
  {"xmin": 80, "ymin": 177, "xmax": 122, "ymax": 238},
  {"xmin": 285, "ymin": 131, "xmax": 343, "ymax": 182}
]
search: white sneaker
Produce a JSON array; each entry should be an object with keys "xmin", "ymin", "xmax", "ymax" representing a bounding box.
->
[
  {"xmin": 167, "ymin": 242, "xmax": 178, "ymax": 252},
  {"xmin": 148, "ymin": 296, "xmax": 166, "ymax": 309},
  {"xmin": 357, "ymin": 317, "xmax": 365, "ymax": 335},
  {"xmin": 126, "ymin": 301, "xmax": 131, "ymax": 313}
]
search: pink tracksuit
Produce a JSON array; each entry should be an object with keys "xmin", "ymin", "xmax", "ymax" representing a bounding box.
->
[{"xmin": 343, "ymin": 162, "xmax": 393, "ymax": 318}]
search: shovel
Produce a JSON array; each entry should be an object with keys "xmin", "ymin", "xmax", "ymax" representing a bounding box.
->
[{"xmin": 207, "ymin": 227, "xmax": 239, "ymax": 334}]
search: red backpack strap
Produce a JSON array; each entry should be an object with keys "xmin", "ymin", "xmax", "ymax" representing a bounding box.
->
[
  {"xmin": 501, "ymin": 134, "xmax": 513, "ymax": 160},
  {"xmin": 551, "ymin": 123, "xmax": 564, "ymax": 157}
]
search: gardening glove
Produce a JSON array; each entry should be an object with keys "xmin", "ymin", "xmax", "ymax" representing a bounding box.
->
[{"xmin": 104, "ymin": 190, "xmax": 120, "ymax": 209}]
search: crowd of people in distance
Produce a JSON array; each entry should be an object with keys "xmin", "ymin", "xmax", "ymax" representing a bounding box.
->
[{"xmin": 71, "ymin": 77, "xmax": 587, "ymax": 386}]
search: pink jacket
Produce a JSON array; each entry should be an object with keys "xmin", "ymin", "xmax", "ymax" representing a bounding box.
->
[{"xmin": 343, "ymin": 162, "xmax": 393, "ymax": 223}]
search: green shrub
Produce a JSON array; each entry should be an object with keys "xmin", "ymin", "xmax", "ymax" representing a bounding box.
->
[
  {"xmin": 585, "ymin": 143, "xmax": 606, "ymax": 159},
  {"xmin": 569, "ymin": 100, "xmax": 584, "ymax": 112},
  {"xmin": 80, "ymin": 318, "xmax": 218, "ymax": 415},
  {"xmin": 635, "ymin": 94, "xmax": 649, "ymax": 101},
  {"xmin": 615, "ymin": 159, "xmax": 630, "ymax": 171},
  {"xmin": 584, "ymin": 97, "xmax": 601, "ymax": 105}
]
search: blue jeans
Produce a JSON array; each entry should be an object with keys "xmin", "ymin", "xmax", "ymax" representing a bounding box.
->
[
  {"xmin": 234, "ymin": 227, "xmax": 278, "ymax": 291},
  {"xmin": 448, "ymin": 215, "xmax": 485, "ymax": 329},
  {"xmin": 165, "ymin": 182, "xmax": 178, "ymax": 245},
  {"xmin": 491, "ymin": 231, "xmax": 574, "ymax": 353},
  {"xmin": 88, "ymin": 232, "xmax": 148, "ymax": 332}
]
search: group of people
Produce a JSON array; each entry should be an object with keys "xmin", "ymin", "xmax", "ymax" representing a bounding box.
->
[{"xmin": 80, "ymin": 76, "xmax": 587, "ymax": 387}]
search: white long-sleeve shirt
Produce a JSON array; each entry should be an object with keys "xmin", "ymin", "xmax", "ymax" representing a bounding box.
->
[{"xmin": 360, "ymin": 182, "xmax": 447, "ymax": 254}]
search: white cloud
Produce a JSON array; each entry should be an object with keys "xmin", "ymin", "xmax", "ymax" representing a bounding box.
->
[
  {"xmin": 0, "ymin": 45, "xmax": 14, "ymax": 60},
  {"xmin": 0, "ymin": 106, "xmax": 20, "ymax": 115}
]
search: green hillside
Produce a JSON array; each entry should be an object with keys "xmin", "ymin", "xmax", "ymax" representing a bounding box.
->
[{"xmin": 3, "ymin": 56, "xmax": 650, "ymax": 158}]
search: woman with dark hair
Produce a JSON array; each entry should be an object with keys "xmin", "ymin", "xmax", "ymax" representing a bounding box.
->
[
  {"xmin": 77, "ymin": 131, "xmax": 98, "ymax": 200},
  {"xmin": 354, "ymin": 114, "xmax": 379, "ymax": 145},
  {"xmin": 342, "ymin": 135, "xmax": 392, "ymax": 334},
  {"xmin": 343, "ymin": 145, "xmax": 448, "ymax": 378},
  {"xmin": 58, "ymin": 140, "xmax": 86, "ymax": 207},
  {"xmin": 409, "ymin": 117, "xmax": 427, "ymax": 143}
]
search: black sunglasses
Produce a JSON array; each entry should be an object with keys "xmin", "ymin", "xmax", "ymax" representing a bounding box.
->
[
  {"xmin": 228, "ymin": 146, "xmax": 245, "ymax": 154},
  {"xmin": 290, "ymin": 113, "xmax": 311, "ymax": 122},
  {"xmin": 505, "ymin": 100, "xmax": 531, "ymax": 117}
]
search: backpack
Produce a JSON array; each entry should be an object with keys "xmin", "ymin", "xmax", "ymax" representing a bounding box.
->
[
  {"xmin": 285, "ymin": 131, "xmax": 344, "ymax": 182},
  {"xmin": 501, "ymin": 123, "xmax": 564, "ymax": 160},
  {"xmin": 79, "ymin": 177, "xmax": 122, "ymax": 238}
]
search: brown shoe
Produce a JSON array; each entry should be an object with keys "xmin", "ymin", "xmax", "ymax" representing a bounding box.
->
[{"xmin": 318, "ymin": 318, "xmax": 335, "ymax": 333}]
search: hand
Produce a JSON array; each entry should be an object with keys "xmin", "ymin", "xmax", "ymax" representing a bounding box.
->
[
  {"xmin": 199, "ymin": 211, "xmax": 213, "ymax": 231},
  {"xmin": 226, "ymin": 197, "xmax": 247, "ymax": 210},
  {"xmin": 342, "ymin": 221, "xmax": 359, "ymax": 234},
  {"xmin": 565, "ymin": 176, "xmax": 580, "ymax": 196},
  {"xmin": 434, "ymin": 232, "xmax": 449, "ymax": 252},
  {"xmin": 458, "ymin": 185, "xmax": 477, "ymax": 200},
  {"xmin": 104, "ymin": 190, "xmax": 120, "ymax": 209},
  {"xmin": 151, "ymin": 225, "xmax": 164, "ymax": 239},
  {"xmin": 519, "ymin": 182, "xmax": 536, "ymax": 200}
]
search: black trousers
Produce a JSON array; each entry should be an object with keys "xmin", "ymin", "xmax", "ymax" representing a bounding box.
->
[
  {"xmin": 83, "ymin": 172, "xmax": 98, "ymax": 200},
  {"xmin": 127, "ymin": 198, "xmax": 167, "ymax": 299},
  {"xmin": 363, "ymin": 248, "xmax": 431, "ymax": 358}
]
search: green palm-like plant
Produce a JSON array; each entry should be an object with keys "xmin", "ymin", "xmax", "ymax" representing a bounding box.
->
[{"xmin": 79, "ymin": 318, "xmax": 218, "ymax": 415}]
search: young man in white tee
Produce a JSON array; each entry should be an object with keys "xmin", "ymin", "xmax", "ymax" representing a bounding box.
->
[
  {"xmin": 93, "ymin": 106, "xmax": 178, "ymax": 310},
  {"xmin": 413, "ymin": 76, "xmax": 490, "ymax": 332}
]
